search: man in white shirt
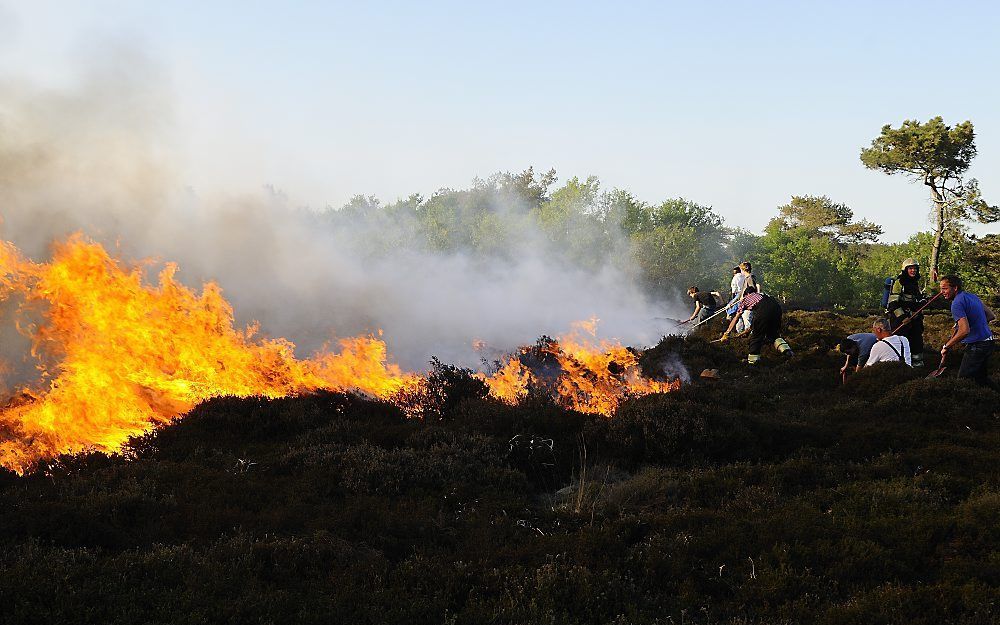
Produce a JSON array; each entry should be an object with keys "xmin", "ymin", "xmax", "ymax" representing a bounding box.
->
[{"xmin": 866, "ymin": 318, "xmax": 912, "ymax": 367}]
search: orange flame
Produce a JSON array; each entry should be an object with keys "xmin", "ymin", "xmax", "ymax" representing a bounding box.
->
[
  {"xmin": 0, "ymin": 234, "xmax": 419, "ymax": 473},
  {"xmin": 482, "ymin": 318, "xmax": 680, "ymax": 415},
  {"xmin": 0, "ymin": 235, "xmax": 679, "ymax": 473}
]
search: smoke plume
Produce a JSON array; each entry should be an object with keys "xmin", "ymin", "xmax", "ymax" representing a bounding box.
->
[{"xmin": 0, "ymin": 50, "xmax": 686, "ymax": 377}]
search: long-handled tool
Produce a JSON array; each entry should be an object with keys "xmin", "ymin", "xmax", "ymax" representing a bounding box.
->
[
  {"xmin": 690, "ymin": 306, "xmax": 729, "ymax": 329},
  {"xmin": 927, "ymin": 322, "xmax": 958, "ymax": 378},
  {"xmin": 927, "ymin": 353, "xmax": 947, "ymax": 378},
  {"xmin": 689, "ymin": 296, "xmax": 740, "ymax": 331},
  {"xmin": 891, "ymin": 292, "xmax": 942, "ymax": 335}
]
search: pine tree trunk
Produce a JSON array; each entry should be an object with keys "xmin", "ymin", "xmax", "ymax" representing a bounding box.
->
[{"xmin": 928, "ymin": 181, "xmax": 946, "ymax": 284}]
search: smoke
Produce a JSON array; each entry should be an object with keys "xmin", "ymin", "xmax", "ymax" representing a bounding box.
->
[{"xmin": 0, "ymin": 48, "xmax": 687, "ymax": 375}]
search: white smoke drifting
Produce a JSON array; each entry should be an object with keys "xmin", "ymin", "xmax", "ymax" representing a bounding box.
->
[{"xmin": 0, "ymin": 51, "xmax": 688, "ymax": 375}]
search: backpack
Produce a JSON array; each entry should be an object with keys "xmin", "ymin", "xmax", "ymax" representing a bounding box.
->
[{"xmin": 880, "ymin": 277, "xmax": 895, "ymax": 309}]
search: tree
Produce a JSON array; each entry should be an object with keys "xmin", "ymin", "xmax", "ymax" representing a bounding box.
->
[
  {"xmin": 860, "ymin": 117, "xmax": 999, "ymax": 281},
  {"xmin": 772, "ymin": 195, "xmax": 882, "ymax": 244}
]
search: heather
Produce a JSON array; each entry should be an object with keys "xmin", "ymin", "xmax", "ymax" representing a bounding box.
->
[{"xmin": 0, "ymin": 309, "xmax": 996, "ymax": 625}]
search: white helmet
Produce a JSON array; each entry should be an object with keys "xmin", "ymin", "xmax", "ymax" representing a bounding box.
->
[{"xmin": 900, "ymin": 258, "xmax": 918, "ymax": 271}]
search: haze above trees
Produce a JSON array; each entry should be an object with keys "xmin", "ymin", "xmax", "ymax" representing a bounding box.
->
[{"xmin": 320, "ymin": 116, "xmax": 998, "ymax": 309}]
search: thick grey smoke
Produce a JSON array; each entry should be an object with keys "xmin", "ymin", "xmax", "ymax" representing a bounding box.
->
[{"xmin": 0, "ymin": 51, "xmax": 687, "ymax": 375}]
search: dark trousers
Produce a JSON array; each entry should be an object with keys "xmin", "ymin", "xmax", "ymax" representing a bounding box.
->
[
  {"xmin": 748, "ymin": 297, "xmax": 782, "ymax": 356},
  {"xmin": 958, "ymin": 340, "xmax": 995, "ymax": 387},
  {"xmin": 891, "ymin": 313, "xmax": 924, "ymax": 354}
]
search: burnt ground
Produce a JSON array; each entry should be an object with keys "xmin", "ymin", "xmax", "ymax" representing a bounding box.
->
[{"xmin": 0, "ymin": 310, "xmax": 997, "ymax": 625}]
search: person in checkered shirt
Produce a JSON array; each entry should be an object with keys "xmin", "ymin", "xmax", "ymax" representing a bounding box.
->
[{"xmin": 719, "ymin": 285, "xmax": 793, "ymax": 364}]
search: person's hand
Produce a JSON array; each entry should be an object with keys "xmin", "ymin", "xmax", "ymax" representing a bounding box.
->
[
  {"xmin": 720, "ymin": 332, "xmax": 730, "ymax": 342},
  {"xmin": 940, "ymin": 343, "xmax": 949, "ymax": 356},
  {"xmin": 839, "ymin": 364, "xmax": 848, "ymax": 375}
]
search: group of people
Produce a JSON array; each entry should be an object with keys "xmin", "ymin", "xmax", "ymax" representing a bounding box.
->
[
  {"xmin": 836, "ymin": 260, "xmax": 996, "ymax": 386},
  {"xmin": 685, "ymin": 258, "xmax": 996, "ymax": 386},
  {"xmin": 686, "ymin": 261, "xmax": 793, "ymax": 365}
]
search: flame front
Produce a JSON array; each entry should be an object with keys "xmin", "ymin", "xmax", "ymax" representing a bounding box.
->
[
  {"xmin": 0, "ymin": 235, "xmax": 679, "ymax": 473},
  {"xmin": 482, "ymin": 319, "xmax": 680, "ymax": 415},
  {"xmin": 0, "ymin": 234, "xmax": 419, "ymax": 472}
]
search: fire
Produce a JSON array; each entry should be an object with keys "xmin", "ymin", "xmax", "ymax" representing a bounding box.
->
[
  {"xmin": 481, "ymin": 318, "xmax": 681, "ymax": 415},
  {"xmin": 0, "ymin": 234, "xmax": 679, "ymax": 474},
  {"xmin": 0, "ymin": 234, "xmax": 419, "ymax": 473}
]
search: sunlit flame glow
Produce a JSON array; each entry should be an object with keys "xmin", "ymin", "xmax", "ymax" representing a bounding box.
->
[
  {"xmin": 0, "ymin": 235, "xmax": 679, "ymax": 474},
  {"xmin": 481, "ymin": 318, "xmax": 681, "ymax": 415},
  {"xmin": 0, "ymin": 234, "xmax": 419, "ymax": 473}
]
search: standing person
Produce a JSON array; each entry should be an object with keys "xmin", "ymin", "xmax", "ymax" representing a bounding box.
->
[
  {"xmin": 736, "ymin": 262, "xmax": 760, "ymax": 333},
  {"xmin": 887, "ymin": 259, "xmax": 927, "ymax": 366},
  {"xmin": 729, "ymin": 266, "xmax": 748, "ymax": 332},
  {"xmin": 866, "ymin": 319, "xmax": 912, "ymax": 366},
  {"xmin": 720, "ymin": 286, "xmax": 793, "ymax": 364},
  {"xmin": 939, "ymin": 275, "xmax": 996, "ymax": 387},
  {"xmin": 685, "ymin": 287, "xmax": 719, "ymax": 324}
]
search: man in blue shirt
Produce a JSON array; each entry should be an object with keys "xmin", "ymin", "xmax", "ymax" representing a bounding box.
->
[
  {"xmin": 838, "ymin": 332, "xmax": 878, "ymax": 375},
  {"xmin": 939, "ymin": 275, "xmax": 996, "ymax": 387}
]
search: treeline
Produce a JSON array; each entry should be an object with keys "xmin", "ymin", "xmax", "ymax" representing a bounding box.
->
[{"xmin": 316, "ymin": 168, "xmax": 998, "ymax": 309}]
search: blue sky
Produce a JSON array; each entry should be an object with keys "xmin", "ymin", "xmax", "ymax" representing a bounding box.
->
[{"xmin": 1, "ymin": 0, "xmax": 998, "ymax": 241}]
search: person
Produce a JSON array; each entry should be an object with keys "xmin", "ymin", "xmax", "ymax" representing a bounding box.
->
[
  {"xmin": 886, "ymin": 258, "xmax": 927, "ymax": 367},
  {"xmin": 720, "ymin": 285, "xmax": 792, "ymax": 364},
  {"xmin": 939, "ymin": 275, "xmax": 996, "ymax": 387},
  {"xmin": 739, "ymin": 262, "xmax": 761, "ymax": 295},
  {"xmin": 866, "ymin": 318, "xmax": 912, "ymax": 366},
  {"xmin": 736, "ymin": 262, "xmax": 760, "ymax": 332},
  {"xmin": 728, "ymin": 267, "xmax": 748, "ymax": 333},
  {"xmin": 838, "ymin": 332, "xmax": 878, "ymax": 374},
  {"xmin": 686, "ymin": 286, "xmax": 718, "ymax": 323}
]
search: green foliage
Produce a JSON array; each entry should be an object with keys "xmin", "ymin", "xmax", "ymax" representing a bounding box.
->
[
  {"xmin": 860, "ymin": 117, "xmax": 998, "ymax": 279},
  {"xmin": 860, "ymin": 117, "xmax": 977, "ymax": 178},
  {"xmin": 773, "ymin": 195, "xmax": 883, "ymax": 244},
  {"xmin": 754, "ymin": 222, "xmax": 865, "ymax": 307}
]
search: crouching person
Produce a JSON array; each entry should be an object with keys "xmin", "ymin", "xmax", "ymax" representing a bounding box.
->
[
  {"xmin": 866, "ymin": 318, "xmax": 911, "ymax": 366},
  {"xmin": 720, "ymin": 286, "xmax": 793, "ymax": 364},
  {"xmin": 838, "ymin": 332, "xmax": 878, "ymax": 375}
]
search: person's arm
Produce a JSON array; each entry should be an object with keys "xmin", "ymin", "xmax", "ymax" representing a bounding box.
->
[
  {"xmin": 942, "ymin": 317, "xmax": 970, "ymax": 353},
  {"xmin": 687, "ymin": 301, "xmax": 702, "ymax": 322},
  {"xmin": 840, "ymin": 354, "xmax": 851, "ymax": 375}
]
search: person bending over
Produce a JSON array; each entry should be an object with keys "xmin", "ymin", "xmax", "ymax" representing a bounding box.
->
[
  {"xmin": 686, "ymin": 286, "xmax": 718, "ymax": 324},
  {"xmin": 838, "ymin": 332, "xmax": 878, "ymax": 375},
  {"xmin": 720, "ymin": 286, "xmax": 792, "ymax": 365}
]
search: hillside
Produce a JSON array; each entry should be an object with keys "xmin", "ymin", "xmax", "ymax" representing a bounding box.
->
[{"xmin": 0, "ymin": 310, "xmax": 997, "ymax": 625}]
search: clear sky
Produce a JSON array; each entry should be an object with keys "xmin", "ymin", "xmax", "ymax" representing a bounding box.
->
[{"xmin": 1, "ymin": 0, "xmax": 998, "ymax": 242}]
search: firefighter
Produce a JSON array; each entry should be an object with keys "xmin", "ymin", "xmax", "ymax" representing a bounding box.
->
[{"xmin": 886, "ymin": 258, "xmax": 927, "ymax": 367}]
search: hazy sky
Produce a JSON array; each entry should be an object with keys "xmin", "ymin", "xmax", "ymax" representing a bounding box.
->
[{"xmin": 1, "ymin": 0, "xmax": 997, "ymax": 242}]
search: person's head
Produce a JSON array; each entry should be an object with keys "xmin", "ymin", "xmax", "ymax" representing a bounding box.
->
[
  {"xmin": 739, "ymin": 261, "xmax": 752, "ymax": 274},
  {"xmin": 901, "ymin": 258, "xmax": 919, "ymax": 278},
  {"xmin": 732, "ymin": 266, "xmax": 740, "ymax": 275},
  {"xmin": 743, "ymin": 285, "xmax": 757, "ymax": 295},
  {"xmin": 871, "ymin": 318, "xmax": 892, "ymax": 339},
  {"xmin": 687, "ymin": 286, "xmax": 699, "ymax": 298},
  {"xmin": 838, "ymin": 338, "xmax": 860, "ymax": 356},
  {"xmin": 940, "ymin": 275, "xmax": 963, "ymax": 300}
]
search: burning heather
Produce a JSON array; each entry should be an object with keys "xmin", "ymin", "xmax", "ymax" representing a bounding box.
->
[
  {"xmin": 479, "ymin": 319, "xmax": 681, "ymax": 415},
  {"xmin": 0, "ymin": 234, "xmax": 680, "ymax": 473}
]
